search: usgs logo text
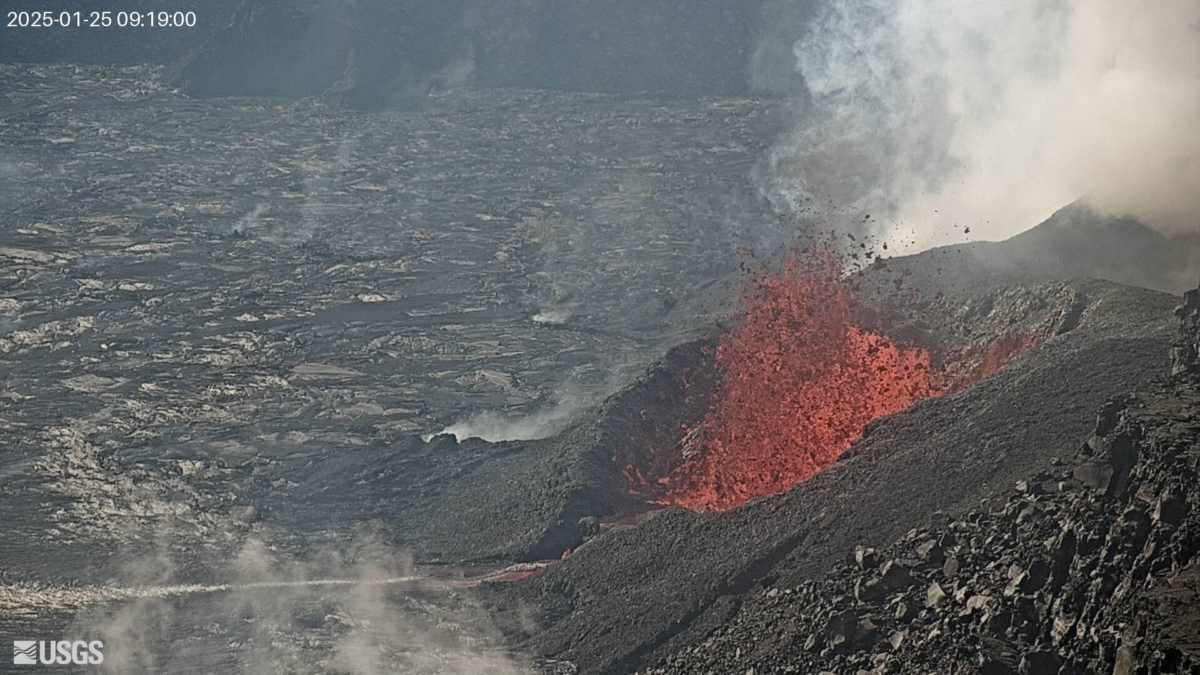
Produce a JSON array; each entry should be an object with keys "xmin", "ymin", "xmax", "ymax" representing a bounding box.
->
[{"xmin": 13, "ymin": 640, "xmax": 104, "ymax": 666}]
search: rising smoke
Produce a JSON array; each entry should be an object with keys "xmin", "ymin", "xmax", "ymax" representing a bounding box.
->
[{"xmin": 761, "ymin": 0, "xmax": 1200, "ymax": 250}]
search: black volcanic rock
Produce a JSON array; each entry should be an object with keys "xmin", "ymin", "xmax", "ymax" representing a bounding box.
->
[
  {"xmin": 664, "ymin": 203, "xmax": 1200, "ymax": 344},
  {"xmin": 491, "ymin": 285, "xmax": 1200, "ymax": 675},
  {"xmin": 5, "ymin": 61, "xmax": 1200, "ymax": 675}
]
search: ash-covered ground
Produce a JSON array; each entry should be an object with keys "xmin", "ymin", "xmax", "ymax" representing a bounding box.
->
[{"xmin": 2, "ymin": 62, "xmax": 1200, "ymax": 675}]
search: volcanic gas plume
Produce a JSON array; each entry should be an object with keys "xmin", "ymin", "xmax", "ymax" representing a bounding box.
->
[
  {"xmin": 759, "ymin": 0, "xmax": 1200, "ymax": 250},
  {"xmin": 632, "ymin": 240, "xmax": 1044, "ymax": 511}
]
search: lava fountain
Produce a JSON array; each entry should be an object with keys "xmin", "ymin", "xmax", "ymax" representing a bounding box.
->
[{"xmin": 631, "ymin": 237, "xmax": 1045, "ymax": 511}]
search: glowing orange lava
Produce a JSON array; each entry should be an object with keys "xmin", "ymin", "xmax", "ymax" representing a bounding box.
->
[
  {"xmin": 658, "ymin": 239, "xmax": 935, "ymax": 510},
  {"xmin": 619, "ymin": 236, "xmax": 1050, "ymax": 512}
]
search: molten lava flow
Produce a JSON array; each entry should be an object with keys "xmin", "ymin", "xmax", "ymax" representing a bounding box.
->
[{"xmin": 661, "ymin": 239, "xmax": 936, "ymax": 511}]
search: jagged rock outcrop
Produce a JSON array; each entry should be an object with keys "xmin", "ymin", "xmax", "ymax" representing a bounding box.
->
[{"xmin": 1172, "ymin": 287, "xmax": 1200, "ymax": 374}]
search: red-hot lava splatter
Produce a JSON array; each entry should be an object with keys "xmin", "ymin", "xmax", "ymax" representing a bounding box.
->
[
  {"xmin": 639, "ymin": 238, "xmax": 1045, "ymax": 512},
  {"xmin": 660, "ymin": 238, "xmax": 935, "ymax": 510}
]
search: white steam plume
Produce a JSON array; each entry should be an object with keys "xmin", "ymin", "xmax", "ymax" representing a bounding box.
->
[
  {"xmin": 428, "ymin": 371, "xmax": 632, "ymax": 443},
  {"xmin": 427, "ymin": 391, "xmax": 591, "ymax": 443},
  {"xmin": 762, "ymin": 0, "xmax": 1200, "ymax": 250}
]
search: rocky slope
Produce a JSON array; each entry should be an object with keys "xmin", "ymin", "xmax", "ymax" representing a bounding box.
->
[
  {"xmin": 479, "ymin": 285, "xmax": 1200, "ymax": 675},
  {"xmin": 639, "ymin": 367, "xmax": 1200, "ymax": 675},
  {"xmin": 481, "ymin": 276, "xmax": 1179, "ymax": 675}
]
